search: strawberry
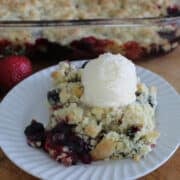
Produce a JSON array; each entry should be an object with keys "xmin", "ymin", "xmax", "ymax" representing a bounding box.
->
[
  {"xmin": 0, "ymin": 55, "xmax": 32, "ymax": 90},
  {"xmin": 123, "ymin": 41, "xmax": 145, "ymax": 60}
]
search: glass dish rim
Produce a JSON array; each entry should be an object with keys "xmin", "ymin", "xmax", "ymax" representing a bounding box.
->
[{"xmin": 0, "ymin": 16, "xmax": 179, "ymax": 28}]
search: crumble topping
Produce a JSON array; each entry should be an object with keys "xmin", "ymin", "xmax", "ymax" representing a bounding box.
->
[
  {"xmin": 0, "ymin": 0, "xmax": 172, "ymax": 20},
  {"xmin": 25, "ymin": 60, "xmax": 160, "ymax": 165},
  {"xmin": 44, "ymin": 61, "xmax": 159, "ymax": 163}
]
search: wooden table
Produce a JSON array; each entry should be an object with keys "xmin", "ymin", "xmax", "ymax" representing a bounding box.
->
[{"xmin": 0, "ymin": 47, "xmax": 180, "ymax": 180}]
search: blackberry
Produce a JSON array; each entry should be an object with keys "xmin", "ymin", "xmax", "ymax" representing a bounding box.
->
[
  {"xmin": 24, "ymin": 120, "xmax": 45, "ymax": 148},
  {"xmin": 47, "ymin": 89, "xmax": 60, "ymax": 105}
]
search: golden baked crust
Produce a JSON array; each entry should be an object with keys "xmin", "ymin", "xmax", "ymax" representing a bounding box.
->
[{"xmin": 90, "ymin": 136, "xmax": 117, "ymax": 160}]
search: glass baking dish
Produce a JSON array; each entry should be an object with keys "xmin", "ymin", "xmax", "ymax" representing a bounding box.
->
[{"xmin": 0, "ymin": 12, "xmax": 179, "ymax": 63}]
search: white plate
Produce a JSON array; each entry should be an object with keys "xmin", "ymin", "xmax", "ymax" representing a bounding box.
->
[{"xmin": 0, "ymin": 61, "xmax": 180, "ymax": 180}]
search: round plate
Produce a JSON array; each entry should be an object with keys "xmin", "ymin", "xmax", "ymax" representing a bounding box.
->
[{"xmin": 0, "ymin": 61, "xmax": 180, "ymax": 180}]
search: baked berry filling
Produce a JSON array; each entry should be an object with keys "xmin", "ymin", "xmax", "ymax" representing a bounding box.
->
[
  {"xmin": 123, "ymin": 41, "xmax": 146, "ymax": 60},
  {"xmin": 24, "ymin": 120, "xmax": 92, "ymax": 166},
  {"xmin": 167, "ymin": 5, "xmax": 180, "ymax": 17},
  {"xmin": 0, "ymin": 29, "xmax": 178, "ymax": 63}
]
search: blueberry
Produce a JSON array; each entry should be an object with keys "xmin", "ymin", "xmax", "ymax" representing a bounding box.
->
[
  {"xmin": 120, "ymin": 152, "xmax": 127, "ymax": 158},
  {"xmin": 80, "ymin": 154, "xmax": 92, "ymax": 164},
  {"xmin": 126, "ymin": 126, "xmax": 140, "ymax": 139},
  {"xmin": 135, "ymin": 92, "xmax": 141, "ymax": 96},
  {"xmin": 52, "ymin": 122, "xmax": 75, "ymax": 135},
  {"xmin": 47, "ymin": 89, "xmax": 60, "ymax": 105}
]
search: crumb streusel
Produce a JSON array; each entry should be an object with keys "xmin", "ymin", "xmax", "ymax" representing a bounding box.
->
[
  {"xmin": 0, "ymin": 0, "xmax": 172, "ymax": 20},
  {"xmin": 48, "ymin": 61, "xmax": 159, "ymax": 161}
]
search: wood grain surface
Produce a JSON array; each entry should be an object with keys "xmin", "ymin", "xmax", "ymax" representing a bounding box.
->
[{"xmin": 0, "ymin": 47, "xmax": 179, "ymax": 180}]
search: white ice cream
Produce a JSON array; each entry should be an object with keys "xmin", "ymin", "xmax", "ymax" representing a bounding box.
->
[{"xmin": 81, "ymin": 53, "xmax": 137, "ymax": 107}]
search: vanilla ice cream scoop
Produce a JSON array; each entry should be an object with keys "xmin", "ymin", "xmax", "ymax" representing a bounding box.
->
[{"xmin": 81, "ymin": 53, "xmax": 137, "ymax": 107}]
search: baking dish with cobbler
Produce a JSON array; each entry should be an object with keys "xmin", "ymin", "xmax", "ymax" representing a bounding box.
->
[{"xmin": 0, "ymin": 0, "xmax": 179, "ymax": 62}]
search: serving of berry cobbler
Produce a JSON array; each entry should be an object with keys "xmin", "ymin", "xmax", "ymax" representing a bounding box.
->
[{"xmin": 24, "ymin": 53, "xmax": 159, "ymax": 166}]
